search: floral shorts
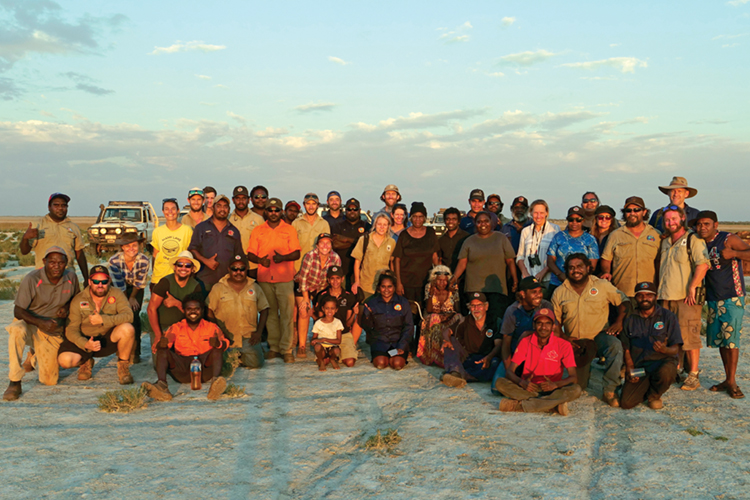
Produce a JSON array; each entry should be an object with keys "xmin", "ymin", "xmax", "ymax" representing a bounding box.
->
[{"xmin": 706, "ymin": 296, "xmax": 745, "ymax": 349}]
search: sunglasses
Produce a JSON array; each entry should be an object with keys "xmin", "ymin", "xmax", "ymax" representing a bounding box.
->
[
  {"xmin": 662, "ymin": 205, "xmax": 680, "ymax": 212},
  {"xmin": 582, "ymin": 198, "xmax": 598, "ymax": 204},
  {"xmin": 230, "ymin": 267, "xmax": 247, "ymax": 272},
  {"xmin": 91, "ymin": 279, "xmax": 109, "ymax": 285},
  {"xmin": 175, "ymin": 262, "xmax": 194, "ymax": 269},
  {"xmin": 188, "ymin": 190, "xmax": 204, "ymax": 198},
  {"xmin": 596, "ymin": 215, "xmax": 612, "ymax": 221},
  {"xmin": 162, "ymin": 197, "xmax": 178, "ymax": 204},
  {"xmin": 487, "ymin": 201, "xmax": 501, "ymax": 206},
  {"xmin": 346, "ymin": 207, "xmax": 359, "ymax": 211},
  {"xmin": 624, "ymin": 208, "xmax": 643, "ymax": 214},
  {"xmin": 568, "ymin": 217, "xmax": 584, "ymax": 223},
  {"xmin": 267, "ymin": 208, "xmax": 281, "ymax": 213},
  {"xmin": 253, "ymin": 194, "xmax": 268, "ymax": 199}
]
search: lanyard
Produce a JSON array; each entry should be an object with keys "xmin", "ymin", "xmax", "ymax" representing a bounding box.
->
[{"xmin": 531, "ymin": 222, "xmax": 547, "ymax": 256}]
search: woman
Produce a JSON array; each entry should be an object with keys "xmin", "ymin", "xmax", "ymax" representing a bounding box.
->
[
  {"xmin": 294, "ymin": 233, "xmax": 341, "ymax": 358},
  {"xmin": 516, "ymin": 199, "xmax": 560, "ymax": 296},
  {"xmin": 394, "ymin": 202, "xmax": 440, "ymax": 303},
  {"xmin": 108, "ymin": 232, "xmax": 150, "ymax": 363},
  {"xmin": 417, "ymin": 265, "xmax": 461, "ymax": 367},
  {"xmin": 390, "ymin": 204, "xmax": 409, "ymax": 241},
  {"xmin": 351, "ymin": 213, "xmax": 396, "ymax": 300},
  {"xmin": 359, "ymin": 272, "xmax": 413, "ymax": 370},
  {"xmin": 591, "ymin": 205, "xmax": 617, "ymax": 256}
]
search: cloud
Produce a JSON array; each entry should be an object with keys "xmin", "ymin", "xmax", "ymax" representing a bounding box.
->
[
  {"xmin": 560, "ymin": 57, "xmax": 647, "ymax": 73},
  {"xmin": 378, "ymin": 109, "xmax": 487, "ymax": 130},
  {"xmin": 255, "ymin": 127, "xmax": 289, "ymax": 138},
  {"xmin": 438, "ymin": 21, "xmax": 472, "ymax": 43},
  {"xmin": 59, "ymin": 71, "xmax": 114, "ymax": 95},
  {"xmin": 0, "ymin": 77, "xmax": 22, "ymax": 100},
  {"xmin": 226, "ymin": 111, "xmax": 246, "ymax": 124},
  {"xmin": 75, "ymin": 83, "xmax": 114, "ymax": 95},
  {"xmin": 421, "ymin": 169, "xmax": 441, "ymax": 177},
  {"xmin": 712, "ymin": 33, "xmax": 749, "ymax": 39},
  {"xmin": 727, "ymin": 0, "xmax": 749, "ymax": 5},
  {"xmin": 295, "ymin": 102, "xmax": 337, "ymax": 113},
  {"xmin": 214, "ymin": 84, "xmax": 228, "ymax": 89},
  {"xmin": 610, "ymin": 43, "xmax": 621, "ymax": 47},
  {"xmin": 195, "ymin": 74, "xmax": 212, "ymax": 80},
  {"xmin": 328, "ymin": 56, "xmax": 350, "ymax": 65},
  {"xmin": 501, "ymin": 17, "xmax": 516, "ymax": 26},
  {"xmin": 149, "ymin": 41, "xmax": 226, "ymax": 55},
  {"xmin": 723, "ymin": 43, "xmax": 740, "ymax": 48},
  {"xmin": 498, "ymin": 49, "xmax": 558, "ymax": 66}
]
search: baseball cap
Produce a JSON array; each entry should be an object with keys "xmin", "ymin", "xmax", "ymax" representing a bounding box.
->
[
  {"xmin": 623, "ymin": 196, "xmax": 646, "ymax": 210},
  {"xmin": 285, "ymin": 200, "xmax": 301, "ymax": 210},
  {"xmin": 315, "ymin": 232, "xmax": 333, "ymax": 244},
  {"xmin": 188, "ymin": 187, "xmax": 205, "ymax": 198},
  {"xmin": 595, "ymin": 205, "xmax": 616, "ymax": 218},
  {"xmin": 233, "ymin": 186, "xmax": 249, "ymax": 197},
  {"xmin": 634, "ymin": 282, "xmax": 657, "ymax": 295},
  {"xmin": 327, "ymin": 265, "xmax": 345, "ymax": 278},
  {"xmin": 518, "ymin": 276, "xmax": 543, "ymax": 292},
  {"xmin": 214, "ymin": 194, "xmax": 231, "ymax": 206},
  {"xmin": 345, "ymin": 198, "xmax": 360, "ymax": 209},
  {"xmin": 266, "ymin": 198, "xmax": 283, "ymax": 209},
  {"xmin": 304, "ymin": 193, "xmax": 319, "ymax": 203},
  {"xmin": 566, "ymin": 206, "xmax": 583, "ymax": 220},
  {"xmin": 89, "ymin": 265, "xmax": 110, "ymax": 278},
  {"xmin": 382, "ymin": 184, "xmax": 400, "ymax": 195},
  {"xmin": 327, "ymin": 190, "xmax": 341, "ymax": 200},
  {"xmin": 44, "ymin": 246, "xmax": 68, "ymax": 258},
  {"xmin": 533, "ymin": 308, "xmax": 556, "ymax": 323},
  {"xmin": 512, "ymin": 196, "xmax": 529, "ymax": 208},
  {"xmin": 468, "ymin": 291, "xmax": 488, "ymax": 303},
  {"xmin": 695, "ymin": 210, "xmax": 718, "ymax": 223},
  {"xmin": 48, "ymin": 193, "xmax": 70, "ymax": 204},
  {"xmin": 469, "ymin": 189, "xmax": 485, "ymax": 201}
]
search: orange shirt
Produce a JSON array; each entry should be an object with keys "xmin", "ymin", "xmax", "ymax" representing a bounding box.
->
[
  {"xmin": 165, "ymin": 319, "xmax": 229, "ymax": 356},
  {"xmin": 247, "ymin": 221, "xmax": 301, "ymax": 283}
]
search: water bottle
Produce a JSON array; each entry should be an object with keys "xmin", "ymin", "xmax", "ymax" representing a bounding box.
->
[{"xmin": 190, "ymin": 356, "xmax": 202, "ymax": 390}]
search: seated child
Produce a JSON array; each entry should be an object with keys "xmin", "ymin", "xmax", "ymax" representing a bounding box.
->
[{"xmin": 311, "ymin": 297, "xmax": 344, "ymax": 371}]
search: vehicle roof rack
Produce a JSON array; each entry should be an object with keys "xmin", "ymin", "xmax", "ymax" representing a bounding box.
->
[{"xmin": 107, "ymin": 201, "xmax": 149, "ymax": 206}]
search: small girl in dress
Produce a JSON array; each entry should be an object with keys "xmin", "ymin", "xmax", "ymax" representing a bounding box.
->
[{"xmin": 311, "ymin": 297, "xmax": 344, "ymax": 371}]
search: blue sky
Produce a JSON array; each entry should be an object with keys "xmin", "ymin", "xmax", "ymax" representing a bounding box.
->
[{"xmin": 1, "ymin": 1, "xmax": 749, "ymax": 219}]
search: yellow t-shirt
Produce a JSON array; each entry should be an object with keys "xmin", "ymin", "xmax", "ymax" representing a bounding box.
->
[{"xmin": 150, "ymin": 224, "xmax": 193, "ymax": 283}]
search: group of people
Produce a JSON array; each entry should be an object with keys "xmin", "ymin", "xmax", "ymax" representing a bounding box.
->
[{"xmin": 4, "ymin": 177, "xmax": 747, "ymax": 417}]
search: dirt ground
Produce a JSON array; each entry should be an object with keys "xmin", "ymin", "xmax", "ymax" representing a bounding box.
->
[{"xmin": 1, "ymin": 269, "xmax": 749, "ymax": 499}]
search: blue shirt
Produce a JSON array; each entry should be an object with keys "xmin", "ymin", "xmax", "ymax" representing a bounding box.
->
[
  {"xmin": 619, "ymin": 305, "xmax": 682, "ymax": 367},
  {"xmin": 501, "ymin": 220, "xmax": 532, "ymax": 253},
  {"xmin": 500, "ymin": 299, "xmax": 554, "ymax": 354},
  {"xmin": 649, "ymin": 203, "xmax": 700, "ymax": 233},
  {"xmin": 188, "ymin": 218, "xmax": 244, "ymax": 286},
  {"xmin": 459, "ymin": 212, "xmax": 498, "ymax": 235},
  {"xmin": 546, "ymin": 230, "xmax": 600, "ymax": 286},
  {"xmin": 360, "ymin": 294, "xmax": 413, "ymax": 354}
]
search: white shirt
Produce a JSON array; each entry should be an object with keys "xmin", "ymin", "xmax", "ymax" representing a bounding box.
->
[{"xmin": 516, "ymin": 222, "xmax": 561, "ymax": 282}]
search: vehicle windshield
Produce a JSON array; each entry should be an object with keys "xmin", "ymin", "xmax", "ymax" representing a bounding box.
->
[
  {"xmin": 102, "ymin": 208, "xmax": 142, "ymax": 222},
  {"xmin": 434, "ymin": 214, "xmax": 444, "ymax": 224}
]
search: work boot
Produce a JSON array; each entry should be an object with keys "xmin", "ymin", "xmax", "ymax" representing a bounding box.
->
[
  {"xmin": 441, "ymin": 372, "xmax": 467, "ymax": 388},
  {"xmin": 296, "ymin": 346, "xmax": 307, "ymax": 359},
  {"xmin": 117, "ymin": 360, "xmax": 134, "ymax": 385},
  {"xmin": 681, "ymin": 372, "xmax": 700, "ymax": 391},
  {"xmin": 265, "ymin": 350, "xmax": 281, "ymax": 360},
  {"xmin": 142, "ymin": 380, "xmax": 172, "ymax": 401},
  {"xmin": 283, "ymin": 353, "xmax": 295, "ymax": 363},
  {"xmin": 499, "ymin": 399, "xmax": 523, "ymax": 412},
  {"xmin": 22, "ymin": 350, "xmax": 35, "ymax": 373},
  {"xmin": 648, "ymin": 398, "xmax": 664, "ymax": 410},
  {"xmin": 77, "ymin": 358, "xmax": 94, "ymax": 381},
  {"xmin": 207, "ymin": 376, "xmax": 227, "ymax": 401},
  {"xmin": 3, "ymin": 381, "xmax": 22, "ymax": 401}
]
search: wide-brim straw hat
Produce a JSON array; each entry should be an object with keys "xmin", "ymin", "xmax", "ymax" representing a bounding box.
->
[
  {"xmin": 168, "ymin": 250, "xmax": 201, "ymax": 272},
  {"xmin": 658, "ymin": 176, "xmax": 697, "ymax": 198}
]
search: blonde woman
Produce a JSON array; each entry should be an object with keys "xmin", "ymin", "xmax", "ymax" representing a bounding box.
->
[
  {"xmin": 351, "ymin": 213, "xmax": 396, "ymax": 300},
  {"xmin": 516, "ymin": 199, "xmax": 560, "ymax": 295}
]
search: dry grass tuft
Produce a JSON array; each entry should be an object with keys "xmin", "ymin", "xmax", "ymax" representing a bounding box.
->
[
  {"xmin": 223, "ymin": 383, "xmax": 246, "ymax": 398},
  {"xmin": 98, "ymin": 387, "xmax": 148, "ymax": 413},
  {"xmin": 221, "ymin": 349, "xmax": 242, "ymax": 378},
  {"xmin": 363, "ymin": 428, "xmax": 402, "ymax": 453}
]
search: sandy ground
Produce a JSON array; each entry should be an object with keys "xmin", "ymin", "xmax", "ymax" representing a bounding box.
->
[{"xmin": 1, "ymin": 273, "xmax": 749, "ymax": 499}]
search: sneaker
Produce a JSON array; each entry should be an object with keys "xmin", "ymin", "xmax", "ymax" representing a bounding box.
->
[
  {"xmin": 556, "ymin": 402, "xmax": 569, "ymax": 416},
  {"xmin": 283, "ymin": 353, "xmax": 295, "ymax": 363},
  {"xmin": 441, "ymin": 372, "xmax": 467, "ymax": 388},
  {"xmin": 297, "ymin": 347, "xmax": 307, "ymax": 359},
  {"xmin": 681, "ymin": 372, "xmax": 700, "ymax": 391},
  {"xmin": 117, "ymin": 360, "xmax": 134, "ymax": 385},
  {"xmin": 603, "ymin": 392, "xmax": 620, "ymax": 408},
  {"xmin": 3, "ymin": 381, "xmax": 22, "ymax": 401},
  {"xmin": 648, "ymin": 398, "xmax": 664, "ymax": 410},
  {"xmin": 499, "ymin": 399, "xmax": 523, "ymax": 412},
  {"xmin": 142, "ymin": 380, "xmax": 172, "ymax": 401},
  {"xmin": 264, "ymin": 350, "xmax": 281, "ymax": 360},
  {"xmin": 207, "ymin": 376, "xmax": 227, "ymax": 400},
  {"xmin": 77, "ymin": 358, "xmax": 94, "ymax": 381},
  {"xmin": 22, "ymin": 350, "xmax": 35, "ymax": 373}
]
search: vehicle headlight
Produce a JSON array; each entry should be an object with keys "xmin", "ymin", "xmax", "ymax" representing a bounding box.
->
[
  {"xmin": 125, "ymin": 228, "xmax": 136, "ymax": 233},
  {"xmin": 115, "ymin": 228, "xmax": 122, "ymax": 235},
  {"xmin": 91, "ymin": 229, "xmax": 99, "ymax": 235},
  {"xmin": 100, "ymin": 228, "xmax": 107, "ymax": 235}
]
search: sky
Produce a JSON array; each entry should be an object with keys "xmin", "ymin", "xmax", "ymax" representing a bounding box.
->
[{"xmin": 1, "ymin": 1, "xmax": 749, "ymax": 219}]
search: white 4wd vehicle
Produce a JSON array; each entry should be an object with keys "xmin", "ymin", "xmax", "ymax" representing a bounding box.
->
[{"xmin": 88, "ymin": 201, "xmax": 159, "ymax": 255}]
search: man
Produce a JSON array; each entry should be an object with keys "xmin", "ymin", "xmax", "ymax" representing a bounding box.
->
[
  {"xmin": 189, "ymin": 194, "xmax": 244, "ymax": 291},
  {"xmin": 4, "ymin": 247, "xmax": 79, "ymax": 400},
  {"xmin": 485, "ymin": 193, "xmax": 510, "ymax": 227},
  {"xmin": 438, "ymin": 207, "xmax": 469, "ymax": 271},
  {"xmin": 649, "ymin": 176, "xmax": 700, "ymax": 232},
  {"xmin": 552, "ymin": 253, "xmax": 628, "ymax": 407},
  {"xmin": 284, "ymin": 200, "xmax": 300, "ymax": 224},
  {"xmin": 501, "ymin": 196, "xmax": 532, "ymax": 253},
  {"xmin": 250, "ymin": 185, "xmax": 269, "ymax": 218},
  {"xmin": 203, "ymin": 186, "xmax": 216, "ymax": 218},
  {"xmin": 441, "ymin": 292, "xmax": 502, "ymax": 388},
  {"xmin": 546, "ymin": 206, "xmax": 599, "ymax": 294},
  {"xmin": 57, "ymin": 265, "xmax": 135, "ymax": 384},
  {"xmin": 150, "ymin": 198, "xmax": 193, "ymax": 289},
  {"xmin": 323, "ymin": 190, "xmax": 344, "ymax": 232},
  {"xmin": 495, "ymin": 308, "xmax": 581, "ymax": 415},
  {"xmin": 147, "ymin": 251, "xmax": 205, "ymax": 358},
  {"xmin": 142, "ymin": 295, "xmax": 229, "ymax": 402},
  {"xmin": 228, "ymin": 185, "xmax": 265, "ymax": 253},
  {"xmin": 459, "ymin": 189, "xmax": 498, "ymax": 235},
  {"xmin": 181, "ymin": 187, "xmax": 210, "ymax": 229},
  {"xmin": 620, "ymin": 282, "xmax": 682, "ymax": 410},
  {"xmin": 20, "ymin": 193, "xmax": 88, "ymax": 282},
  {"xmin": 292, "ymin": 193, "xmax": 330, "ymax": 271},
  {"xmin": 581, "ymin": 192, "xmax": 600, "ymax": 232},
  {"xmin": 657, "ymin": 205, "xmax": 709, "ymax": 390},
  {"xmin": 331, "ymin": 197, "xmax": 368, "ymax": 284},
  {"xmin": 247, "ymin": 198, "xmax": 301, "ymax": 363},
  {"xmin": 207, "ymin": 255, "xmax": 270, "ymax": 369},
  {"xmin": 372, "ymin": 184, "xmax": 401, "ymax": 220},
  {"xmin": 600, "ymin": 196, "xmax": 661, "ymax": 299},
  {"xmin": 695, "ymin": 210, "xmax": 749, "ymax": 398}
]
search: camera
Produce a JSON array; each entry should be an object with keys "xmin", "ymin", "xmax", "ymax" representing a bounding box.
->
[{"xmin": 528, "ymin": 254, "xmax": 542, "ymax": 267}]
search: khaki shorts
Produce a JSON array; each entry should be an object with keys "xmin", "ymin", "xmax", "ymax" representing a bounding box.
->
[
  {"xmin": 662, "ymin": 300, "xmax": 703, "ymax": 351},
  {"xmin": 339, "ymin": 333, "xmax": 358, "ymax": 360}
]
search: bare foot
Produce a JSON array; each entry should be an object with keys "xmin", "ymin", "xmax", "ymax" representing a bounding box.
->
[
  {"xmin": 330, "ymin": 357, "xmax": 340, "ymax": 370},
  {"xmin": 317, "ymin": 358, "xmax": 326, "ymax": 371}
]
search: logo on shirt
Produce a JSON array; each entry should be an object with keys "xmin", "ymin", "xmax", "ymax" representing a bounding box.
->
[
  {"xmin": 228, "ymin": 230, "xmax": 234, "ymax": 236},
  {"xmin": 341, "ymin": 299, "xmax": 347, "ymax": 306},
  {"xmin": 107, "ymin": 296, "xmax": 116, "ymax": 304},
  {"xmin": 590, "ymin": 288, "xmax": 599, "ymax": 296},
  {"xmin": 654, "ymin": 321, "xmax": 665, "ymax": 331},
  {"xmin": 359, "ymin": 227, "xmax": 365, "ymax": 233},
  {"xmin": 80, "ymin": 301, "xmax": 90, "ymax": 309},
  {"xmin": 394, "ymin": 304, "xmax": 402, "ymax": 311},
  {"xmin": 486, "ymin": 329, "xmax": 493, "ymax": 338},
  {"xmin": 247, "ymin": 289, "xmax": 255, "ymax": 296},
  {"xmin": 681, "ymin": 238, "xmax": 688, "ymax": 246},
  {"xmin": 647, "ymin": 235, "xmax": 655, "ymax": 241},
  {"xmin": 545, "ymin": 350, "xmax": 559, "ymax": 361},
  {"xmin": 387, "ymin": 245, "xmax": 392, "ymax": 251}
]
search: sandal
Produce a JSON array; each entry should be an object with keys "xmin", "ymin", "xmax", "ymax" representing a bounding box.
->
[
  {"xmin": 728, "ymin": 386, "xmax": 745, "ymax": 399},
  {"xmin": 710, "ymin": 381, "xmax": 730, "ymax": 392}
]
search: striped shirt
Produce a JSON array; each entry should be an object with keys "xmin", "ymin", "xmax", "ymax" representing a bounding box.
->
[
  {"xmin": 297, "ymin": 248, "xmax": 341, "ymax": 293},
  {"xmin": 108, "ymin": 252, "xmax": 151, "ymax": 291}
]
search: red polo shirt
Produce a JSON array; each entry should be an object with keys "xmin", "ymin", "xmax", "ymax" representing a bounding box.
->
[{"xmin": 511, "ymin": 333, "xmax": 576, "ymax": 384}]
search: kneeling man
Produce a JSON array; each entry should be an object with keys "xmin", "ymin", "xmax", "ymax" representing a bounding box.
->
[
  {"xmin": 496, "ymin": 308, "xmax": 582, "ymax": 415},
  {"xmin": 143, "ymin": 295, "xmax": 229, "ymax": 401},
  {"xmin": 58, "ymin": 265, "xmax": 135, "ymax": 384}
]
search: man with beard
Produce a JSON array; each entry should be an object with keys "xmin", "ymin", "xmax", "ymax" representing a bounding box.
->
[
  {"xmin": 250, "ymin": 186, "xmax": 269, "ymax": 218},
  {"xmin": 372, "ymin": 184, "xmax": 402, "ymax": 221},
  {"xmin": 657, "ymin": 206, "xmax": 709, "ymax": 390},
  {"xmin": 695, "ymin": 211, "xmax": 749, "ymax": 398},
  {"xmin": 203, "ymin": 186, "xmax": 216, "ymax": 218},
  {"xmin": 229, "ymin": 185, "xmax": 264, "ymax": 257},
  {"xmin": 20, "ymin": 193, "xmax": 88, "ymax": 282},
  {"xmin": 438, "ymin": 207, "xmax": 469, "ymax": 271},
  {"xmin": 649, "ymin": 176, "xmax": 701, "ymax": 232},
  {"xmin": 284, "ymin": 200, "xmax": 301, "ymax": 224},
  {"xmin": 552, "ymin": 253, "xmax": 628, "ymax": 407},
  {"xmin": 331, "ymin": 198, "xmax": 369, "ymax": 285},
  {"xmin": 620, "ymin": 282, "xmax": 682, "ymax": 409},
  {"xmin": 496, "ymin": 308, "xmax": 581, "ymax": 415},
  {"xmin": 143, "ymin": 295, "xmax": 229, "ymax": 402},
  {"xmin": 4, "ymin": 247, "xmax": 79, "ymax": 400},
  {"xmin": 600, "ymin": 196, "xmax": 661, "ymax": 298},
  {"xmin": 323, "ymin": 190, "xmax": 344, "ymax": 232},
  {"xmin": 247, "ymin": 198, "xmax": 301, "ymax": 363},
  {"xmin": 485, "ymin": 193, "xmax": 510, "ymax": 228},
  {"xmin": 151, "ymin": 198, "xmax": 193, "ymax": 290},
  {"xmin": 57, "ymin": 265, "xmax": 135, "ymax": 384},
  {"xmin": 441, "ymin": 292, "xmax": 502, "ymax": 388},
  {"xmin": 581, "ymin": 192, "xmax": 600, "ymax": 232},
  {"xmin": 189, "ymin": 195, "xmax": 244, "ymax": 291},
  {"xmin": 181, "ymin": 187, "xmax": 209, "ymax": 229},
  {"xmin": 292, "ymin": 193, "xmax": 331, "ymax": 272},
  {"xmin": 501, "ymin": 196, "xmax": 532, "ymax": 253}
]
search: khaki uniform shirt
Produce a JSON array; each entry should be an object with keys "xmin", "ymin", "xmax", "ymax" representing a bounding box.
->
[
  {"xmin": 229, "ymin": 210, "xmax": 264, "ymax": 271},
  {"xmin": 181, "ymin": 212, "xmax": 209, "ymax": 229},
  {"xmin": 292, "ymin": 215, "xmax": 330, "ymax": 271},
  {"xmin": 207, "ymin": 275, "xmax": 270, "ymax": 347},
  {"xmin": 600, "ymin": 224, "xmax": 661, "ymax": 297},
  {"xmin": 657, "ymin": 231, "xmax": 709, "ymax": 301},
  {"xmin": 65, "ymin": 286, "xmax": 134, "ymax": 350},
  {"xmin": 351, "ymin": 234, "xmax": 396, "ymax": 293},
  {"xmin": 31, "ymin": 215, "xmax": 85, "ymax": 269},
  {"xmin": 15, "ymin": 268, "xmax": 79, "ymax": 325},
  {"xmin": 552, "ymin": 275, "xmax": 628, "ymax": 340}
]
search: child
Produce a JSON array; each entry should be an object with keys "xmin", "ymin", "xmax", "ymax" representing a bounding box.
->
[{"xmin": 311, "ymin": 297, "xmax": 344, "ymax": 371}]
